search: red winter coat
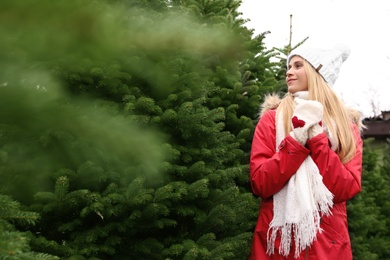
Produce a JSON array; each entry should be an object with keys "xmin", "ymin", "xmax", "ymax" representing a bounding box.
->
[{"xmin": 249, "ymin": 108, "xmax": 363, "ymax": 260}]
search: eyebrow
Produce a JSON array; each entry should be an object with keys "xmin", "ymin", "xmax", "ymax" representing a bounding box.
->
[{"xmin": 288, "ymin": 60, "xmax": 304, "ymax": 68}]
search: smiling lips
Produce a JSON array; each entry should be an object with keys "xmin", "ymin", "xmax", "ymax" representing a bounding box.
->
[{"xmin": 287, "ymin": 78, "xmax": 296, "ymax": 84}]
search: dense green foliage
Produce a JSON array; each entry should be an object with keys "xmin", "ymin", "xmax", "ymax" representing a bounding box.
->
[
  {"xmin": 348, "ymin": 139, "xmax": 390, "ymax": 260},
  {"xmin": 0, "ymin": 195, "xmax": 57, "ymax": 259},
  {"xmin": 0, "ymin": 0, "xmax": 389, "ymax": 259},
  {"xmin": 1, "ymin": 0, "xmax": 275, "ymax": 258}
]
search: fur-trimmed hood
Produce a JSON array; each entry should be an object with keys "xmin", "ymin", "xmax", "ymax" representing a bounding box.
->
[
  {"xmin": 259, "ymin": 93, "xmax": 365, "ymax": 131},
  {"xmin": 259, "ymin": 93, "xmax": 281, "ymax": 118}
]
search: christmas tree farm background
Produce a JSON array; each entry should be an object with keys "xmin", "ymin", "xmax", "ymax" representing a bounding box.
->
[{"xmin": 0, "ymin": 0, "xmax": 389, "ymax": 259}]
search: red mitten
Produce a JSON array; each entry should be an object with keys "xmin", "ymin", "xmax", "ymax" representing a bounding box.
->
[{"xmin": 290, "ymin": 98, "xmax": 323, "ymax": 145}]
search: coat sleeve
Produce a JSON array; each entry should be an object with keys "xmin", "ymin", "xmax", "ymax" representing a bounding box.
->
[
  {"xmin": 306, "ymin": 124, "xmax": 363, "ymax": 203},
  {"xmin": 249, "ymin": 110, "xmax": 310, "ymax": 199}
]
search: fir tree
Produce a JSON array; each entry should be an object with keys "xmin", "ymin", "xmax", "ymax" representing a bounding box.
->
[
  {"xmin": 0, "ymin": 195, "xmax": 58, "ymax": 259},
  {"xmin": 348, "ymin": 138, "xmax": 390, "ymax": 259},
  {"xmin": 1, "ymin": 0, "xmax": 278, "ymax": 259}
]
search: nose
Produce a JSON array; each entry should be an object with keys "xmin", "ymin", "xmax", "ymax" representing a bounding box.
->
[{"xmin": 286, "ymin": 68, "xmax": 293, "ymax": 77}]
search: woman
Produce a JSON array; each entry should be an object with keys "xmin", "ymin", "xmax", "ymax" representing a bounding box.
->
[{"xmin": 249, "ymin": 45, "xmax": 364, "ymax": 259}]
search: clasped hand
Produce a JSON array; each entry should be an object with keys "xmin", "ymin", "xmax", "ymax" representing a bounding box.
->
[{"xmin": 290, "ymin": 98, "xmax": 324, "ymax": 145}]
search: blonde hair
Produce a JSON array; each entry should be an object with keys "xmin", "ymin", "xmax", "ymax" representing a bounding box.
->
[{"xmin": 277, "ymin": 59, "xmax": 357, "ymax": 163}]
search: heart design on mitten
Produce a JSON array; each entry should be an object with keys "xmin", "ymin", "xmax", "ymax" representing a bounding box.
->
[{"xmin": 292, "ymin": 116, "xmax": 306, "ymax": 128}]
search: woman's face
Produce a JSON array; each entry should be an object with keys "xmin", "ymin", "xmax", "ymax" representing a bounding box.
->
[{"xmin": 286, "ymin": 56, "xmax": 308, "ymax": 94}]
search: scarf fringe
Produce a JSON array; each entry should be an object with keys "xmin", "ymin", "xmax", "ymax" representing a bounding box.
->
[
  {"xmin": 267, "ymin": 206, "xmax": 333, "ymax": 258},
  {"xmin": 311, "ymin": 165, "xmax": 334, "ymax": 216}
]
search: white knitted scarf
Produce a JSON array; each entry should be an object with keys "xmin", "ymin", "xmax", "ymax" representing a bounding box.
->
[{"xmin": 266, "ymin": 93, "xmax": 335, "ymax": 258}]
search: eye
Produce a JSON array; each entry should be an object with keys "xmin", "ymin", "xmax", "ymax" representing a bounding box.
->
[{"xmin": 295, "ymin": 63, "xmax": 303, "ymax": 69}]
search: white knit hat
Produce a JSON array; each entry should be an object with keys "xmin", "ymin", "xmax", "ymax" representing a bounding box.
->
[{"xmin": 287, "ymin": 44, "xmax": 351, "ymax": 87}]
